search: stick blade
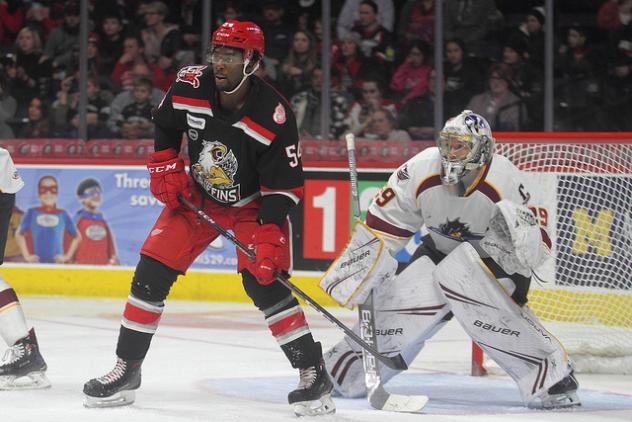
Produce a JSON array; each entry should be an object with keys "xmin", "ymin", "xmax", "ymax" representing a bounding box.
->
[{"xmin": 368, "ymin": 384, "xmax": 428, "ymax": 413}]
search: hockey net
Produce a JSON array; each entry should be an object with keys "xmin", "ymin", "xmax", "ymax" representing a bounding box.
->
[{"xmin": 473, "ymin": 135, "xmax": 632, "ymax": 375}]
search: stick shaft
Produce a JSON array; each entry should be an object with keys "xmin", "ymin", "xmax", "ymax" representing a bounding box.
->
[{"xmin": 177, "ymin": 194, "xmax": 407, "ymax": 370}]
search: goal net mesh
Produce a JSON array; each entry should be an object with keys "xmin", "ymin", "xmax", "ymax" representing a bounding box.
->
[{"xmin": 495, "ymin": 141, "xmax": 632, "ymax": 374}]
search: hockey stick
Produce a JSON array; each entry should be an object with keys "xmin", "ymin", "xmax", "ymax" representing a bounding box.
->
[
  {"xmin": 177, "ymin": 194, "xmax": 407, "ymax": 371},
  {"xmin": 345, "ymin": 133, "xmax": 429, "ymax": 412}
]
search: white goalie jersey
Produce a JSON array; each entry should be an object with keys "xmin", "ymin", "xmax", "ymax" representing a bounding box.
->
[{"xmin": 365, "ymin": 147, "xmax": 549, "ymax": 256}]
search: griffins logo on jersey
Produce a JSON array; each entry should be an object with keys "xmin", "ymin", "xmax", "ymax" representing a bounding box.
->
[
  {"xmin": 191, "ymin": 140, "xmax": 240, "ymax": 203},
  {"xmin": 176, "ymin": 65, "xmax": 206, "ymax": 88}
]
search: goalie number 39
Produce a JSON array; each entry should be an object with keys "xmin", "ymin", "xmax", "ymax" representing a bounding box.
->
[{"xmin": 375, "ymin": 186, "xmax": 396, "ymax": 207}]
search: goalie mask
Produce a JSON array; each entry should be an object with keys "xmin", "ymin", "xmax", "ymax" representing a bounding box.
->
[{"xmin": 437, "ymin": 110, "xmax": 495, "ymax": 185}]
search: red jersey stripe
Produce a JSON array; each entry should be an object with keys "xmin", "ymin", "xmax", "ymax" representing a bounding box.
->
[
  {"xmin": 241, "ymin": 117, "xmax": 276, "ymax": 142},
  {"xmin": 172, "ymin": 96, "xmax": 211, "ymax": 108}
]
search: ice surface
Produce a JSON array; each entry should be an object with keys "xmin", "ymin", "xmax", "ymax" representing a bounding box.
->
[{"xmin": 1, "ymin": 297, "xmax": 630, "ymax": 422}]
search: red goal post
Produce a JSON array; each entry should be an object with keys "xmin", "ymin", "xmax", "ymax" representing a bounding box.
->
[{"xmin": 471, "ymin": 132, "xmax": 632, "ymax": 376}]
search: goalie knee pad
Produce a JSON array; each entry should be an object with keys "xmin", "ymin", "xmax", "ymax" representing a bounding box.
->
[
  {"xmin": 325, "ymin": 255, "xmax": 451, "ymax": 398},
  {"xmin": 434, "ymin": 242, "xmax": 573, "ymax": 404}
]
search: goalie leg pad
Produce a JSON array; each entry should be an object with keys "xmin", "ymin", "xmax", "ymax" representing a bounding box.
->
[
  {"xmin": 325, "ymin": 256, "xmax": 451, "ymax": 397},
  {"xmin": 434, "ymin": 242, "xmax": 574, "ymax": 405}
]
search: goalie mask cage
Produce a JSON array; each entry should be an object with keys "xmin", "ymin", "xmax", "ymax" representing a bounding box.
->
[{"xmin": 471, "ymin": 133, "xmax": 632, "ymax": 376}]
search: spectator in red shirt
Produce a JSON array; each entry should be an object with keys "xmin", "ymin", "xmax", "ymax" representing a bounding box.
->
[{"xmin": 389, "ymin": 40, "xmax": 432, "ymax": 107}]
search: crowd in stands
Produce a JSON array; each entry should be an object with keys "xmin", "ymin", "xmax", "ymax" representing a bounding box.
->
[{"xmin": 0, "ymin": 0, "xmax": 631, "ymax": 142}]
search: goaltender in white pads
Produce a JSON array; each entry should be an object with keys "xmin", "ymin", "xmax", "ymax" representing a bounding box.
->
[{"xmin": 320, "ymin": 110, "xmax": 580, "ymax": 409}]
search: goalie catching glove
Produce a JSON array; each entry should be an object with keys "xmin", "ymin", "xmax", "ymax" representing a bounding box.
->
[
  {"xmin": 147, "ymin": 148, "xmax": 192, "ymax": 209},
  {"xmin": 480, "ymin": 199, "xmax": 548, "ymax": 277},
  {"xmin": 320, "ymin": 220, "xmax": 398, "ymax": 308}
]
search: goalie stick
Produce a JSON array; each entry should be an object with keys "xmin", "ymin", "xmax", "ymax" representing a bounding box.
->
[
  {"xmin": 177, "ymin": 194, "xmax": 407, "ymax": 371},
  {"xmin": 345, "ymin": 133, "xmax": 429, "ymax": 412}
]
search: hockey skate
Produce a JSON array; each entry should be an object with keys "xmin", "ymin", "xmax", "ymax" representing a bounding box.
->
[
  {"xmin": 83, "ymin": 357, "xmax": 142, "ymax": 408},
  {"xmin": 537, "ymin": 371, "xmax": 581, "ymax": 409},
  {"xmin": 288, "ymin": 350, "xmax": 335, "ymax": 417},
  {"xmin": 0, "ymin": 328, "xmax": 50, "ymax": 390}
]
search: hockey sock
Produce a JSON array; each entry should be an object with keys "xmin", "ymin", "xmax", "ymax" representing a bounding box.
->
[
  {"xmin": 263, "ymin": 296, "xmax": 318, "ymax": 368},
  {"xmin": 0, "ymin": 276, "xmax": 29, "ymax": 346},
  {"xmin": 116, "ymin": 294, "xmax": 164, "ymax": 360}
]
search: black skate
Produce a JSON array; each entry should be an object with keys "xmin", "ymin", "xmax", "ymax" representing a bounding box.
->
[
  {"xmin": 83, "ymin": 357, "xmax": 142, "ymax": 408},
  {"xmin": 288, "ymin": 350, "xmax": 335, "ymax": 417},
  {"xmin": 540, "ymin": 371, "xmax": 581, "ymax": 409},
  {"xmin": 0, "ymin": 328, "xmax": 50, "ymax": 390}
]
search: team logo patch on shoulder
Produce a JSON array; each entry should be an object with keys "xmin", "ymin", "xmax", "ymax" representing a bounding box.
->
[
  {"xmin": 176, "ymin": 65, "xmax": 206, "ymax": 88},
  {"xmin": 396, "ymin": 164, "xmax": 410, "ymax": 182},
  {"xmin": 273, "ymin": 103, "xmax": 286, "ymax": 124}
]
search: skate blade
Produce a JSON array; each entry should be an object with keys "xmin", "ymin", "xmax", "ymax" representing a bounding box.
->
[
  {"xmin": 0, "ymin": 371, "xmax": 51, "ymax": 390},
  {"xmin": 533, "ymin": 392, "xmax": 581, "ymax": 410},
  {"xmin": 84, "ymin": 390, "xmax": 135, "ymax": 408},
  {"xmin": 293, "ymin": 394, "xmax": 336, "ymax": 417}
]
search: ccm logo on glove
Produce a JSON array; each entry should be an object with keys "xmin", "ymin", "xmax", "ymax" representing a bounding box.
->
[{"xmin": 147, "ymin": 148, "xmax": 192, "ymax": 209}]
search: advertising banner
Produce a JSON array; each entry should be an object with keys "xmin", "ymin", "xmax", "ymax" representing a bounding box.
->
[{"xmin": 8, "ymin": 165, "xmax": 237, "ymax": 270}]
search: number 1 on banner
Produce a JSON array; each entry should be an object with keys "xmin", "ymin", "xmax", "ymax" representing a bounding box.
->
[
  {"xmin": 303, "ymin": 179, "xmax": 351, "ymax": 259},
  {"xmin": 313, "ymin": 187, "xmax": 336, "ymax": 252}
]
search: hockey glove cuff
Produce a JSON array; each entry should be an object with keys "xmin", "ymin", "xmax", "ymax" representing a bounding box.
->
[
  {"xmin": 147, "ymin": 148, "xmax": 191, "ymax": 209},
  {"xmin": 249, "ymin": 223, "xmax": 289, "ymax": 285}
]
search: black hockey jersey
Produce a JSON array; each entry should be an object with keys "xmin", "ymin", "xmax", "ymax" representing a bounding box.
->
[{"xmin": 152, "ymin": 65, "xmax": 304, "ymax": 211}]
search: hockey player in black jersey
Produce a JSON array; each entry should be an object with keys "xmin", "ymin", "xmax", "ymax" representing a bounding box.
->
[{"xmin": 83, "ymin": 20, "xmax": 334, "ymax": 416}]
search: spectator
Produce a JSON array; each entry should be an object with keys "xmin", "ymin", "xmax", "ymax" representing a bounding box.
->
[
  {"xmin": 118, "ymin": 78, "xmax": 155, "ymax": 139},
  {"xmin": 215, "ymin": 1, "xmax": 243, "ymax": 27},
  {"xmin": 389, "ymin": 40, "xmax": 432, "ymax": 107},
  {"xmin": 555, "ymin": 24, "xmax": 605, "ymax": 131},
  {"xmin": 258, "ymin": 1, "xmax": 293, "ymax": 79},
  {"xmin": 346, "ymin": 77, "xmax": 397, "ymax": 136},
  {"xmin": 110, "ymin": 36, "xmax": 171, "ymax": 92},
  {"xmin": 332, "ymin": 33, "xmax": 373, "ymax": 100},
  {"xmin": 5, "ymin": 26, "xmax": 52, "ymax": 117},
  {"xmin": 363, "ymin": 108, "xmax": 411, "ymax": 140},
  {"xmin": 501, "ymin": 34, "xmax": 543, "ymax": 129},
  {"xmin": 107, "ymin": 63, "xmax": 164, "ymax": 137},
  {"xmin": 605, "ymin": 14, "xmax": 632, "ymax": 130},
  {"xmin": 443, "ymin": 0, "xmax": 498, "ymax": 57},
  {"xmin": 597, "ymin": 0, "xmax": 632, "ymax": 33},
  {"xmin": 337, "ymin": 0, "xmax": 394, "ymax": 40},
  {"xmin": 444, "ymin": 38, "xmax": 484, "ymax": 118},
  {"xmin": 16, "ymin": 97, "xmax": 51, "ymax": 138},
  {"xmin": 21, "ymin": 2, "xmax": 55, "ymax": 44},
  {"xmin": 97, "ymin": 11, "xmax": 127, "ymax": 76},
  {"xmin": 0, "ymin": 73, "xmax": 17, "ymax": 139},
  {"xmin": 398, "ymin": 69, "xmax": 436, "ymax": 140},
  {"xmin": 467, "ymin": 63, "xmax": 527, "ymax": 131},
  {"xmin": 349, "ymin": 0, "xmax": 394, "ymax": 63},
  {"xmin": 290, "ymin": 67, "xmax": 350, "ymax": 139},
  {"xmin": 0, "ymin": 0, "xmax": 24, "ymax": 54},
  {"xmin": 52, "ymin": 74, "xmax": 113, "ymax": 138},
  {"xmin": 521, "ymin": 6, "xmax": 546, "ymax": 67},
  {"xmin": 140, "ymin": 1, "xmax": 180, "ymax": 65},
  {"xmin": 397, "ymin": 0, "xmax": 435, "ymax": 47},
  {"xmin": 279, "ymin": 30, "xmax": 319, "ymax": 98},
  {"xmin": 40, "ymin": 2, "xmax": 80, "ymax": 72}
]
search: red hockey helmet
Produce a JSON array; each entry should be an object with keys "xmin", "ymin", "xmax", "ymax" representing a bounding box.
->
[{"xmin": 211, "ymin": 20, "xmax": 265, "ymax": 62}]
